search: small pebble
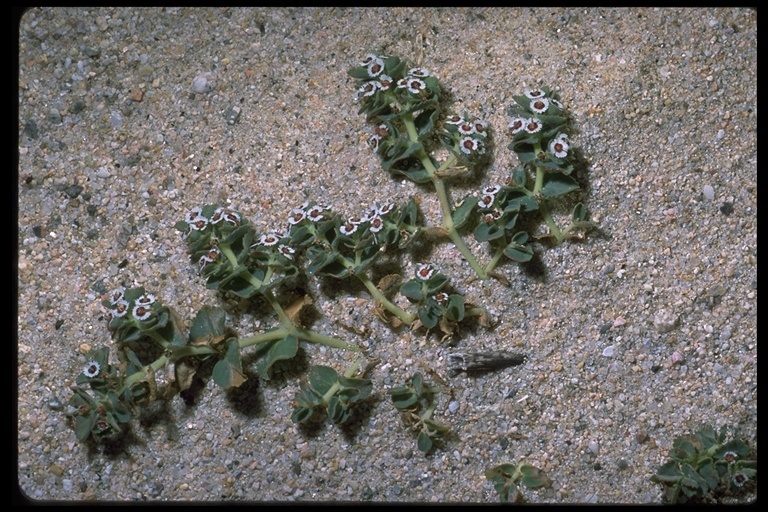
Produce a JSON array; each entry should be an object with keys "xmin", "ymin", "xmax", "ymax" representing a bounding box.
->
[
  {"xmin": 601, "ymin": 345, "xmax": 615, "ymax": 357},
  {"xmin": 191, "ymin": 73, "xmax": 214, "ymax": 93},
  {"xmin": 702, "ymin": 184, "xmax": 715, "ymax": 200}
]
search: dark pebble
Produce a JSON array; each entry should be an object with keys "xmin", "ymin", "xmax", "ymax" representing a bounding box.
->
[
  {"xmin": 599, "ymin": 322, "xmax": 612, "ymax": 334},
  {"xmin": 617, "ymin": 459, "xmax": 629, "ymax": 470},
  {"xmin": 70, "ymin": 100, "xmax": 86, "ymax": 114},
  {"xmin": 593, "ymin": 462, "xmax": 602, "ymax": 471},
  {"xmin": 24, "ymin": 119, "xmax": 39, "ymax": 139},
  {"xmin": 32, "ymin": 225, "xmax": 42, "ymax": 237},
  {"xmin": 720, "ymin": 202, "xmax": 734, "ymax": 216},
  {"xmin": 64, "ymin": 184, "xmax": 84, "ymax": 199},
  {"xmin": 361, "ymin": 485, "xmax": 375, "ymax": 500}
]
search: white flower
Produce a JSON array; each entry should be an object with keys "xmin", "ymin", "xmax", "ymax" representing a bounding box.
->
[
  {"xmin": 508, "ymin": 117, "xmax": 526, "ymax": 134},
  {"xmin": 366, "ymin": 57, "xmax": 385, "ymax": 77},
  {"xmin": 340, "ymin": 222, "xmax": 357, "ymax": 236},
  {"xmin": 83, "ymin": 360, "xmax": 100, "ymax": 378},
  {"xmin": 408, "ymin": 67, "xmax": 431, "ymax": 78},
  {"xmin": 185, "ymin": 207, "xmax": 203, "ymax": 223},
  {"xmin": 278, "ymin": 244, "xmax": 295, "ymax": 259},
  {"xmin": 525, "ymin": 88, "xmax": 546, "ymax": 99},
  {"xmin": 259, "ymin": 233, "xmax": 280, "ymax": 246},
  {"xmin": 287, "ymin": 208, "xmax": 306, "ymax": 225},
  {"xmin": 368, "ymin": 215, "xmax": 384, "ymax": 233},
  {"xmin": 135, "ymin": 293, "xmax": 156, "ymax": 306},
  {"xmin": 416, "ymin": 263, "xmax": 435, "ymax": 280},
  {"xmin": 524, "ymin": 119, "xmax": 543, "ymax": 134},
  {"xmin": 108, "ymin": 287, "xmax": 125, "ymax": 305},
  {"xmin": 306, "ymin": 205, "xmax": 326, "ymax": 222},
  {"xmin": 549, "ymin": 136, "xmax": 570, "ymax": 158},
  {"xmin": 529, "ymin": 97, "xmax": 550, "ymax": 114},
  {"xmin": 111, "ymin": 299, "xmax": 130, "ymax": 317},
  {"xmin": 132, "ymin": 304, "xmax": 153, "ymax": 321}
]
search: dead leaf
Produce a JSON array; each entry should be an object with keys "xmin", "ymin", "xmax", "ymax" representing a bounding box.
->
[
  {"xmin": 174, "ymin": 358, "xmax": 198, "ymax": 392},
  {"xmin": 285, "ymin": 294, "xmax": 313, "ymax": 327},
  {"xmin": 377, "ymin": 274, "xmax": 402, "ymax": 299},
  {"xmin": 227, "ymin": 366, "xmax": 247, "ymax": 388}
]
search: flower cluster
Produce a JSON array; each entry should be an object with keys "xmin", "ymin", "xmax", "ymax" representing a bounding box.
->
[
  {"xmin": 352, "ymin": 53, "xmax": 440, "ymax": 119},
  {"xmin": 444, "ymin": 114, "xmax": 489, "ymax": 160},
  {"xmin": 651, "ymin": 424, "xmax": 757, "ymax": 503},
  {"xmin": 507, "ymin": 86, "xmax": 573, "ymax": 174}
]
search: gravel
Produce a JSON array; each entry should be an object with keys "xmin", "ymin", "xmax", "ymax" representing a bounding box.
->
[{"xmin": 17, "ymin": 7, "xmax": 756, "ymax": 504}]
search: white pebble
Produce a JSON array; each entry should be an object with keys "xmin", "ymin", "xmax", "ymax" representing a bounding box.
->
[
  {"xmin": 191, "ymin": 73, "xmax": 214, "ymax": 93},
  {"xmin": 602, "ymin": 345, "xmax": 615, "ymax": 357},
  {"xmin": 702, "ymin": 184, "xmax": 715, "ymax": 200}
]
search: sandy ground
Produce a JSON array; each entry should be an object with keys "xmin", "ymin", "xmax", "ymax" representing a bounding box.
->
[{"xmin": 17, "ymin": 7, "xmax": 756, "ymax": 504}]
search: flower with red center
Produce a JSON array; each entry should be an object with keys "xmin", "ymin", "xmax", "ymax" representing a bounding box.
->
[
  {"xmin": 360, "ymin": 54, "xmax": 378, "ymax": 67},
  {"xmin": 458, "ymin": 121, "xmax": 476, "ymax": 136},
  {"xmin": 378, "ymin": 75, "xmax": 393, "ymax": 91},
  {"xmin": 377, "ymin": 202, "xmax": 395, "ymax": 216},
  {"xmin": 525, "ymin": 88, "xmax": 545, "ymax": 99},
  {"xmin": 340, "ymin": 222, "xmax": 357, "ymax": 236},
  {"xmin": 287, "ymin": 208, "xmax": 306, "ymax": 225},
  {"xmin": 529, "ymin": 97, "xmax": 550, "ymax": 114},
  {"xmin": 416, "ymin": 263, "xmax": 435, "ymax": 280},
  {"xmin": 732, "ymin": 472, "xmax": 749, "ymax": 487},
  {"xmin": 83, "ymin": 360, "xmax": 100, "ymax": 378},
  {"xmin": 483, "ymin": 185, "xmax": 501, "ymax": 196},
  {"xmin": 549, "ymin": 136, "xmax": 570, "ymax": 158},
  {"xmin": 278, "ymin": 244, "xmax": 295, "ymax": 259},
  {"xmin": 398, "ymin": 78, "xmax": 425, "ymax": 94},
  {"xmin": 550, "ymin": 98, "xmax": 564, "ymax": 110},
  {"xmin": 366, "ymin": 57, "xmax": 385, "ymax": 77},
  {"xmin": 408, "ymin": 67, "xmax": 430, "ymax": 78},
  {"xmin": 524, "ymin": 119, "xmax": 542, "ymax": 134},
  {"xmin": 132, "ymin": 304, "xmax": 153, "ymax": 321},
  {"xmin": 355, "ymin": 81, "xmax": 380, "ymax": 101},
  {"xmin": 472, "ymin": 119, "xmax": 489, "ymax": 137},
  {"xmin": 460, "ymin": 137, "xmax": 479, "ymax": 155},
  {"xmin": 446, "ymin": 115, "xmax": 464, "ymax": 125},
  {"xmin": 185, "ymin": 207, "xmax": 203, "ymax": 224},
  {"xmin": 306, "ymin": 205, "xmax": 326, "ymax": 222},
  {"xmin": 259, "ymin": 233, "xmax": 280, "ymax": 246},
  {"xmin": 111, "ymin": 299, "xmax": 130, "ymax": 318},
  {"xmin": 135, "ymin": 293, "xmax": 156, "ymax": 306},
  {"xmin": 188, "ymin": 215, "xmax": 209, "ymax": 231},
  {"xmin": 478, "ymin": 194, "xmax": 495, "ymax": 209},
  {"xmin": 369, "ymin": 215, "xmax": 384, "ymax": 233},
  {"xmin": 508, "ymin": 117, "xmax": 526, "ymax": 134},
  {"xmin": 723, "ymin": 451, "xmax": 738, "ymax": 464},
  {"xmin": 433, "ymin": 292, "xmax": 449, "ymax": 304},
  {"xmin": 108, "ymin": 287, "xmax": 125, "ymax": 305},
  {"xmin": 347, "ymin": 215, "xmax": 366, "ymax": 225}
]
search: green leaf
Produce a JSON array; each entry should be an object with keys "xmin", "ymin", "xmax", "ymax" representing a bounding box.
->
[
  {"xmin": 503, "ymin": 232, "xmax": 534, "ymax": 263},
  {"xmin": 290, "ymin": 405, "xmax": 315, "ymax": 424},
  {"xmin": 417, "ymin": 431, "xmax": 434, "ymax": 453},
  {"xmin": 424, "ymin": 274, "xmax": 449, "ymax": 295},
  {"xmin": 212, "ymin": 338, "xmax": 246, "ymax": 389},
  {"xmin": 697, "ymin": 463, "xmax": 720, "ymax": 490},
  {"xmin": 474, "ymin": 221, "xmax": 504, "ymax": 243},
  {"xmin": 571, "ymin": 203, "xmax": 588, "ymax": 223},
  {"xmin": 418, "ymin": 304, "xmax": 440, "ymax": 329},
  {"xmin": 308, "ymin": 365, "xmax": 339, "ymax": 396},
  {"xmin": 444, "ymin": 294, "xmax": 465, "ymax": 322},
  {"xmin": 451, "ymin": 196, "xmax": 478, "ymax": 229},
  {"xmin": 401, "ymin": 164, "xmax": 433, "ymax": 184},
  {"xmin": 400, "ymin": 279, "xmax": 424, "ymax": 301},
  {"xmin": 189, "ymin": 305, "xmax": 227, "ymax": 345},
  {"xmin": 254, "ymin": 335, "xmax": 299, "ymax": 379},
  {"xmin": 539, "ymin": 172, "xmax": 580, "ymax": 199},
  {"xmin": 390, "ymin": 387, "xmax": 418, "ymax": 410}
]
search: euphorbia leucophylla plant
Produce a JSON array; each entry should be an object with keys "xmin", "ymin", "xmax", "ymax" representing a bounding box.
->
[{"xmin": 67, "ymin": 53, "xmax": 598, "ymax": 467}]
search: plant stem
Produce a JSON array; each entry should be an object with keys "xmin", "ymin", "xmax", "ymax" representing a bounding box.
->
[
  {"xmin": 530, "ymin": 142, "xmax": 563, "ymax": 244},
  {"xmin": 356, "ymin": 272, "xmax": 416, "ymax": 325},
  {"xmin": 401, "ymin": 114, "xmax": 489, "ymax": 279},
  {"xmin": 484, "ymin": 245, "xmax": 506, "ymax": 275},
  {"xmin": 262, "ymin": 288, "xmax": 359, "ymax": 351}
]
